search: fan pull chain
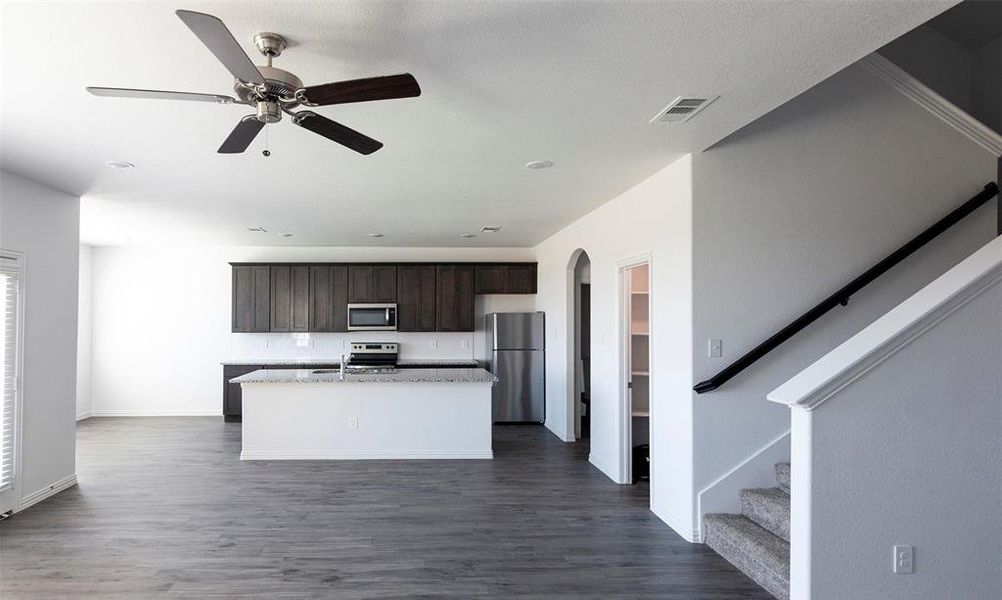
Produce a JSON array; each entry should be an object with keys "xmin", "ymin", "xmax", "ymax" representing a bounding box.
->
[{"xmin": 262, "ymin": 126, "xmax": 271, "ymax": 157}]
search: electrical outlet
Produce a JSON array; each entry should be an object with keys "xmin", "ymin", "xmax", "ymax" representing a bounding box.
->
[
  {"xmin": 460, "ymin": 339, "xmax": 470, "ymax": 350},
  {"xmin": 348, "ymin": 417, "xmax": 358, "ymax": 430},
  {"xmin": 709, "ymin": 339, "xmax": 723, "ymax": 358},
  {"xmin": 893, "ymin": 545, "xmax": 914, "ymax": 574},
  {"xmin": 430, "ymin": 340, "xmax": 438, "ymax": 349}
]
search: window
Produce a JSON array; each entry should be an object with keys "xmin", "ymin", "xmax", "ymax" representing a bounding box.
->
[{"xmin": 0, "ymin": 252, "xmax": 22, "ymax": 515}]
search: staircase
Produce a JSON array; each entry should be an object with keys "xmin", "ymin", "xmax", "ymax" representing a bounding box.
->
[{"xmin": 703, "ymin": 463, "xmax": 791, "ymax": 600}]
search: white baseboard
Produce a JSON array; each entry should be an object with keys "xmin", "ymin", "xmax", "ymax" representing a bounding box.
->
[
  {"xmin": 89, "ymin": 409, "xmax": 221, "ymax": 417},
  {"xmin": 76, "ymin": 411, "xmax": 92, "ymax": 421},
  {"xmin": 651, "ymin": 499, "xmax": 700, "ymax": 543},
  {"xmin": 240, "ymin": 449, "xmax": 494, "ymax": 460},
  {"xmin": 17, "ymin": 474, "xmax": 78, "ymax": 513}
]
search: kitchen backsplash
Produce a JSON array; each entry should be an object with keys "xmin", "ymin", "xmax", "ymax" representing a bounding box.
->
[{"xmin": 228, "ymin": 331, "xmax": 479, "ymax": 361}]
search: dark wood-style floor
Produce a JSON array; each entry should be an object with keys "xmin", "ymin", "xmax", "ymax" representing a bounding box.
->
[{"xmin": 0, "ymin": 418, "xmax": 769, "ymax": 599}]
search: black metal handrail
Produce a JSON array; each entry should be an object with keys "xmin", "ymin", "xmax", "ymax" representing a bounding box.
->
[{"xmin": 693, "ymin": 181, "xmax": 1000, "ymax": 394}]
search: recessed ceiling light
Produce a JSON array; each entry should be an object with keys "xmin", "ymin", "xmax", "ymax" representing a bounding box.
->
[
  {"xmin": 105, "ymin": 160, "xmax": 135, "ymax": 169},
  {"xmin": 525, "ymin": 160, "xmax": 553, "ymax": 170},
  {"xmin": 368, "ymin": 233, "xmax": 384, "ymax": 238},
  {"xmin": 459, "ymin": 233, "xmax": 476, "ymax": 239},
  {"xmin": 480, "ymin": 226, "xmax": 501, "ymax": 233},
  {"xmin": 247, "ymin": 227, "xmax": 268, "ymax": 233}
]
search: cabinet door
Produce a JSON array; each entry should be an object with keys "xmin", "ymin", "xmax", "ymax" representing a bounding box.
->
[
  {"xmin": 504, "ymin": 264, "xmax": 537, "ymax": 294},
  {"xmin": 232, "ymin": 265, "xmax": 271, "ymax": 332},
  {"xmin": 348, "ymin": 265, "xmax": 375, "ymax": 303},
  {"xmin": 437, "ymin": 265, "xmax": 475, "ymax": 332},
  {"xmin": 290, "ymin": 266, "xmax": 310, "ymax": 331},
  {"xmin": 271, "ymin": 265, "xmax": 308, "ymax": 332},
  {"xmin": 374, "ymin": 266, "xmax": 398, "ymax": 302},
  {"xmin": 475, "ymin": 265, "xmax": 506, "ymax": 294},
  {"xmin": 330, "ymin": 266, "xmax": 349, "ymax": 332},
  {"xmin": 398, "ymin": 265, "xmax": 436, "ymax": 332},
  {"xmin": 309, "ymin": 266, "xmax": 334, "ymax": 332}
]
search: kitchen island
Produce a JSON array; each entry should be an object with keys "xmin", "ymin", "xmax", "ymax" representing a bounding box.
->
[{"xmin": 231, "ymin": 367, "xmax": 497, "ymax": 460}]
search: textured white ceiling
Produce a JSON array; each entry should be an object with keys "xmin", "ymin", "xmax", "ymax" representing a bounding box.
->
[{"xmin": 0, "ymin": 1, "xmax": 955, "ymax": 247}]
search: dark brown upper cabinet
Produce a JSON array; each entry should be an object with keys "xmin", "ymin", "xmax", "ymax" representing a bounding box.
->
[
  {"xmin": 474, "ymin": 263, "xmax": 537, "ymax": 294},
  {"xmin": 271, "ymin": 265, "xmax": 310, "ymax": 332},
  {"xmin": 475, "ymin": 265, "xmax": 506, "ymax": 294},
  {"xmin": 397, "ymin": 265, "xmax": 437, "ymax": 332},
  {"xmin": 232, "ymin": 262, "xmax": 532, "ymax": 333},
  {"xmin": 232, "ymin": 265, "xmax": 271, "ymax": 332},
  {"xmin": 504, "ymin": 264, "xmax": 537, "ymax": 294},
  {"xmin": 309, "ymin": 265, "xmax": 348, "ymax": 332},
  {"xmin": 436, "ymin": 265, "xmax": 476, "ymax": 332},
  {"xmin": 348, "ymin": 265, "xmax": 397, "ymax": 303}
]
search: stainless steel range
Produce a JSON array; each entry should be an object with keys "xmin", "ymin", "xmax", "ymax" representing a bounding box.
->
[{"xmin": 346, "ymin": 342, "xmax": 399, "ymax": 373}]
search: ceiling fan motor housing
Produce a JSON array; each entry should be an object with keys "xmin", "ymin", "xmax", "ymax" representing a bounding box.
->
[
  {"xmin": 256, "ymin": 100, "xmax": 282, "ymax": 123},
  {"xmin": 234, "ymin": 66, "xmax": 304, "ymax": 104}
]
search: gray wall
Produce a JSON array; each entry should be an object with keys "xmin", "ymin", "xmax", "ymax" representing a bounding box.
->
[
  {"xmin": 809, "ymin": 272, "xmax": 1001, "ymax": 599},
  {"xmin": 880, "ymin": 25, "xmax": 973, "ymax": 111},
  {"xmin": 0, "ymin": 171, "xmax": 79, "ymax": 506},
  {"xmin": 690, "ymin": 63, "xmax": 998, "ymax": 505}
]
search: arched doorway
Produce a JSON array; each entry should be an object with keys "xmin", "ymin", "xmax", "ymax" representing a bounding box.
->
[{"xmin": 566, "ymin": 249, "xmax": 591, "ymax": 441}]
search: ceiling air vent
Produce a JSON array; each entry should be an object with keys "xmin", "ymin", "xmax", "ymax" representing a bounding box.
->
[{"xmin": 650, "ymin": 96, "xmax": 718, "ymax": 124}]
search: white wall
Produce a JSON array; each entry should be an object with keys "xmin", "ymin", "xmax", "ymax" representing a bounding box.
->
[
  {"xmin": 690, "ymin": 62, "xmax": 998, "ymax": 535},
  {"xmin": 804, "ymin": 265, "xmax": 1001, "ymax": 599},
  {"xmin": 89, "ymin": 246, "xmax": 534, "ymax": 416},
  {"xmin": 0, "ymin": 170, "xmax": 79, "ymax": 509},
  {"xmin": 76, "ymin": 244, "xmax": 92, "ymax": 420},
  {"xmin": 533, "ymin": 156, "xmax": 695, "ymax": 539}
]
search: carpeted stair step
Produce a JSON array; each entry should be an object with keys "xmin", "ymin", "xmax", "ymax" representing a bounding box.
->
[
  {"xmin": 776, "ymin": 462, "xmax": 791, "ymax": 493},
  {"xmin": 741, "ymin": 487, "xmax": 790, "ymax": 542},
  {"xmin": 704, "ymin": 513, "xmax": 790, "ymax": 600}
]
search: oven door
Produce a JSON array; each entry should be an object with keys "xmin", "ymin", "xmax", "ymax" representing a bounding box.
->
[{"xmin": 347, "ymin": 304, "xmax": 398, "ymax": 331}]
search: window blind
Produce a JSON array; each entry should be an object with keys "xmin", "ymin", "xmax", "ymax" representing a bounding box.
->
[{"xmin": 0, "ymin": 253, "xmax": 21, "ymax": 502}]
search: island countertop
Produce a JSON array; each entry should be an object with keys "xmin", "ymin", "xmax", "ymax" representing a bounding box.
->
[{"xmin": 231, "ymin": 367, "xmax": 498, "ymax": 385}]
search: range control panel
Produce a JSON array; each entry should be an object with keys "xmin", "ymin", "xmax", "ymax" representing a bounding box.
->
[{"xmin": 350, "ymin": 342, "xmax": 398, "ymax": 354}]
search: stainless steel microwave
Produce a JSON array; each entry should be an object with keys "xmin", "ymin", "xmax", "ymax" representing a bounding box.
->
[{"xmin": 347, "ymin": 303, "xmax": 398, "ymax": 331}]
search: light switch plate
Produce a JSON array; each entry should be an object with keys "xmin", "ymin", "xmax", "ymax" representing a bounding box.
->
[{"xmin": 709, "ymin": 339, "xmax": 723, "ymax": 358}]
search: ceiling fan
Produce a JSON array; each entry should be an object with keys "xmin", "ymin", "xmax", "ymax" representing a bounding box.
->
[{"xmin": 86, "ymin": 10, "xmax": 420, "ymax": 155}]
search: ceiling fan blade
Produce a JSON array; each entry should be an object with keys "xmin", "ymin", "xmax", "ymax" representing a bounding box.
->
[
  {"xmin": 299, "ymin": 74, "xmax": 420, "ymax": 106},
  {"xmin": 176, "ymin": 10, "xmax": 264, "ymax": 85},
  {"xmin": 218, "ymin": 116, "xmax": 265, "ymax": 154},
  {"xmin": 292, "ymin": 111, "xmax": 383, "ymax": 155},
  {"xmin": 87, "ymin": 86, "xmax": 236, "ymax": 104}
]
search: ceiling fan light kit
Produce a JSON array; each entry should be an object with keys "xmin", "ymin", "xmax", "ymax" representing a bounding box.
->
[{"xmin": 86, "ymin": 10, "xmax": 420, "ymax": 155}]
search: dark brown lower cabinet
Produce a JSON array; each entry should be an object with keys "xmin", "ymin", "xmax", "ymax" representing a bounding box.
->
[
  {"xmin": 223, "ymin": 363, "xmax": 341, "ymax": 421},
  {"xmin": 397, "ymin": 265, "xmax": 437, "ymax": 331},
  {"xmin": 223, "ymin": 364, "xmax": 262, "ymax": 422},
  {"xmin": 436, "ymin": 265, "xmax": 475, "ymax": 332}
]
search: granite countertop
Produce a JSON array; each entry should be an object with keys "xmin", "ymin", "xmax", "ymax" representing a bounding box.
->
[
  {"xmin": 221, "ymin": 358, "xmax": 479, "ymax": 366},
  {"xmin": 231, "ymin": 367, "xmax": 498, "ymax": 385}
]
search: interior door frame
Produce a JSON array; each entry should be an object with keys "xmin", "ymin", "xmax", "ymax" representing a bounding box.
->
[
  {"xmin": 0, "ymin": 250, "xmax": 26, "ymax": 515},
  {"xmin": 617, "ymin": 252, "xmax": 652, "ymax": 485}
]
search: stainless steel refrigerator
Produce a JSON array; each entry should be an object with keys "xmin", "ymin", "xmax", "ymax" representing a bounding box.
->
[{"xmin": 485, "ymin": 312, "xmax": 545, "ymax": 423}]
